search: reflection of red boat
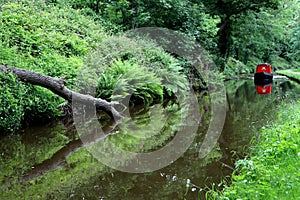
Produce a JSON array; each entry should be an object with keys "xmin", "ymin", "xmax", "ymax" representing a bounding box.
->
[
  {"xmin": 256, "ymin": 84, "xmax": 272, "ymax": 94},
  {"xmin": 254, "ymin": 63, "xmax": 273, "ymax": 85}
]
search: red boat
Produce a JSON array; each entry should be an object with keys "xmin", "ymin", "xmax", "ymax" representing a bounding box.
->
[{"xmin": 254, "ymin": 63, "xmax": 273, "ymax": 85}]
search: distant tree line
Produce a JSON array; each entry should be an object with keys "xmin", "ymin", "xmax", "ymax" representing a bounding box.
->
[{"xmin": 54, "ymin": 0, "xmax": 300, "ymax": 71}]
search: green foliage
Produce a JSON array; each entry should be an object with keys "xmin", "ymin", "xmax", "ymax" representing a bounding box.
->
[
  {"xmin": 0, "ymin": 1, "xmax": 106, "ymax": 57},
  {"xmin": 201, "ymin": 0, "xmax": 300, "ymax": 71},
  {"xmin": 203, "ymin": 0, "xmax": 280, "ymax": 56},
  {"xmin": 57, "ymin": 0, "xmax": 220, "ymax": 50},
  {"xmin": 0, "ymin": 72, "xmax": 26, "ymax": 132},
  {"xmin": 0, "ymin": 0, "xmax": 197, "ymax": 133},
  {"xmin": 230, "ymin": 0, "xmax": 299, "ymax": 68},
  {"xmin": 203, "ymin": 0, "xmax": 280, "ymax": 17},
  {"xmin": 276, "ymin": 69, "xmax": 300, "ymax": 81},
  {"xmin": 77, "ymin": 35, "xmax": 189, "ymax": 104},
  {"xmin": 289, "ymin": 17, "xmax": 300, "ymax": 62},
  {"xmin": 97, "ymin": 59, "xmax": 163, "ymax": 104},
  {"xmin": 223, "ymin": 57, "xmax": 250, "ymax": 76},
  {"xmin": 41, "ymin": 0, "xmax": 300, "ymax": 72},
  {"xmin": 0, "ymin": 0, "xmax": 109, "ymax": 133},
  {"xmin": 209, "ymin": 101, "xmax": 300, "ymax": 199},
  {"xmin": 0, "ymin": 68, "xmax": 63, "ymax": 134}
]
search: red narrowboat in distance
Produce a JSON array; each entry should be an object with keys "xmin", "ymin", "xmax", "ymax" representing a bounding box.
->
[{"xmin": 254, "ymin": 63, "xmax": 273, "ymax": 85}]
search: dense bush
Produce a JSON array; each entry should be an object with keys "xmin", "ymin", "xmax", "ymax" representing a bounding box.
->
[
  {"xmin": 0, "ymin": 72, "xmax": 26, "ymax": 132},
  {"xmin": 0, "ymin": 0, "xmax": 193, "ymax": 133},
  {"xmin": 52, "ymin": 0, "xmax": 220, "ymax": 51},
  {"xmin": 223, "ymin": 57, "xmax": 251, "ymax": 77},
  {"xmin": 0, "ymin": 0, "xmax": 110, "ymax": 133},
  {"xmin": 96, "ymin": 59, "xmax": 164, "ymax": 104},
  {"xmin": 76, "ymin": 35, "xmax": 190, "ymax": 105}
]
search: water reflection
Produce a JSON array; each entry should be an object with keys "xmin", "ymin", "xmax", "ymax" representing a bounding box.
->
[
  {"xmin": 0, "ymin": 79, "xmax": 299, "ymax": 199},
  {"xmin": 255, "ymin": 83, "xmax": 272, "ymax": 94}
]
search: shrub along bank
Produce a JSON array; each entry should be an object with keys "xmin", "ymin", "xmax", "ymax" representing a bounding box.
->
[
  {"xmin": 0, "ymin": 0, "xmax": 198, "ymax": 134},
  {"xmin": 0, "ymin": 0, "xmax": 111, "ymax": 133},
  {"xmin": 208, "ymin": 101, "xmax": 300, "ymax": 199}
]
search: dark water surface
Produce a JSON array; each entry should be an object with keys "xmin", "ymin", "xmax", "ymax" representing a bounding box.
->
[{"xmin": 0, "ymin": 79, "xmax": 299, "ymax": 199}]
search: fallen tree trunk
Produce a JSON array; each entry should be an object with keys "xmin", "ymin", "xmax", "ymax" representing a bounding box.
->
[{"xmin": 0, "ymin": 64, "xmax": 123, "ymax": 120}]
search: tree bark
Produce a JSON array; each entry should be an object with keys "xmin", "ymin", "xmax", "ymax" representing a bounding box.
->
[{"xmin": 0, "ymin": 64, "xmax": 123, "ymax": 120}]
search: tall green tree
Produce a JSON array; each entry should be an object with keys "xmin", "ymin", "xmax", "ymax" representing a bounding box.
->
[
  {"xmin": 58, "ymin": 0, "xmax": 220, "ymax": 50},
  {"xmin": 288, "ymin": 0, "xmax": 300, "ymax": 62},
  {"xmin": 228, "ymin": 0, "xmax": 300, "ymax": 67},
  {"xmin": 290, "ymin": 24, "xmax": 300, "ymax": 62},
  {"xmin": 201, "ymin": 0, "xmax": 280, "ymax": 62}
]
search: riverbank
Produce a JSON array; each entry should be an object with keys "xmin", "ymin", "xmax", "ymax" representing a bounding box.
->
[
  {"xmin": 276, "ymin": 69, "xmax": 300, "ymax": 83},
  {"xmin": 0, "ymin": 0, "xmax": 198, "ymax": 134},
  {"xmin": 209, "ymin": 100, "xmax": 300, "ymax": 199}
]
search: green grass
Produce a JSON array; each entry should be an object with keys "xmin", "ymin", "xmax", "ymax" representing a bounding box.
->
[
  {"xmin": 208, "ymin": 101, "xmax": 300, "ymax": 200},
  {"xmin": 276, "ymin": 69, "xmax": 300, "ymax": 82}
]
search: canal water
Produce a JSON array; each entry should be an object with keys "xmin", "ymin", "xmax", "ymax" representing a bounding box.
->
[{"xmin": 0, "ymin": 78, "xmax": 299, "ymax": 199}]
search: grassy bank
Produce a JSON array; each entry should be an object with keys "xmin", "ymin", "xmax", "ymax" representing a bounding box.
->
[
  {"xmin": 276, "ymin": 69, "xmax": 300, "ymax": 82},
  {"xmin": 209, "ymin": 101, "xmax": 300, "ymax": 199}
]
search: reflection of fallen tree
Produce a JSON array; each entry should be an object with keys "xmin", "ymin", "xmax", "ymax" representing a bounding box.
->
[
  {"xmin": 19, "ymin": 122, "xmax": 118, "ymax": 183},
  {"xmin": 19, "ymin": 95, "xmax": 208, "ymax": 182},
  {"xmin": 19, "ymin": 138, "xmax": 83, "ymax": 183},
  {"xmin": 0, "ymin": 63, "xmax": 125, "ymax": 183},
  {"xmin": 0, "ymin": 64, "xmax": 123, "ymax": 120},
  {"xmin": 0, "ymin": 63, "xmax": 211, "ymax": 181},
  {"xmin": 0, "ymin": 63, "xmax": 126, "ymax": 183}
]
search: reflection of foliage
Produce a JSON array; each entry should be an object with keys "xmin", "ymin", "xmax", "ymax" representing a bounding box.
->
[
  {"xmin": 0, "ymin": 123, "xmax": 113, "ymax": 199},
  {"xmin": 0, "ymin": 97, "xmax": 217, "ymax": 199},
  {"xmin": 83, "ymin": 97, "xmax": 196, "ymax": 172},
  {"xmin": 108, "ymin": 102, "xmax": 183, "ymax": 152},
  {"xmin": 6, "ymin": 80, "xmax": 292, "ymax": 199},
  {"xmin": 213, "ymin": 101, "xmax": 300, "ymax": 199},
  {"xmin": 223, "ymin": 80, "xmax": 274, "ymax": 153},
  {"xmin": 0, "ymin": 124, "xmax": 70, "ymax": 191},
  {"xmin": 222, "ymin": 80, "xmax": 300, "ymax": 154}
]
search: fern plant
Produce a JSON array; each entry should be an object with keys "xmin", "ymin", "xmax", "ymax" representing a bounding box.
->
[{"xmin": 96, "ymin": 59, "xmax": 163, "ymax": 105}]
